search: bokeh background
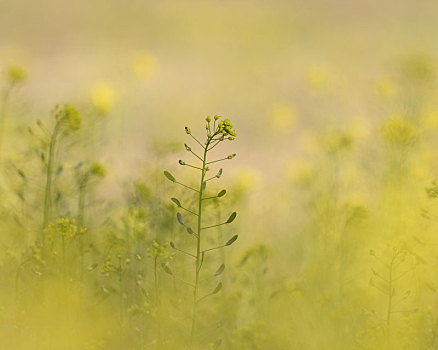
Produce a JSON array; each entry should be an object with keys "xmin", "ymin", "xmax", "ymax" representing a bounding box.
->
[{"xmin": 1, "ymin": 0, "xmax": 438, "ymax": 349}]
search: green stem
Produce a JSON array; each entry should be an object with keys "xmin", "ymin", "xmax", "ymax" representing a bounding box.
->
[
  {"xmin": 386, "ymin": 255, "xmax": 394, "ymax": 329},
  {"xmin": 119, "ymin": 257, "xmax": 123, "ymax": 345},
  {"xmin": 190, "ymin": 132, "xmax": 216, "ymax": 347},
  {"xmin": 154, "ymin": 256, "xmax": 163, "ymax": 349},
  {"xmin": 77, "ymin": 177, "xmax": 87, "ymax": 278},
  {"xmin": 43, "ymin": 123, "xmax": 60, "ymax": 240}
]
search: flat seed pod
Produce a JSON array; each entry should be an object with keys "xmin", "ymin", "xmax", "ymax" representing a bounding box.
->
[
  {"xmin": 171, "ymin": 198, "xmax": 182, "ymax": 207},
  {"xmin": 187, "ymin": 227, "xmax": 195, "ymax": 235},
  {"xmin": 164, "ymin": 170, "xmax": 175, "ymax": 182},
  {"xmin": 215, "ymin": 264, "xmax": 225, "ymax": 276},
  {"xmin": 217, "ymin": 189, "xmax": 226, "ymax": 197},
  {"xmin": 225, "ymin": 235, "xmax": 238, "ymax": 246},
  {"xmin": 177, "ymin": 212, "xmax": 184, "ymax": 225},
  {"xmin": 226, "ymin": 212, "xmax": 237, "ymax": 223},
  {"xmin": 170, "ymin": 242, "xmax": 175, "ymax": 248},
  {"xmin": 212, "ymin": 282, "xmax": 223, "ymax": 294}
]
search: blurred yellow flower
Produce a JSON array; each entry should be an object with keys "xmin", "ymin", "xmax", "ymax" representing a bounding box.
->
[
  {"xmin": 7, "ymin": 65, "xmax": 27, "ymax": 85},
  {"xmin": 306, "ymin": 66, "xmax": 330, "ymax": 90},
  {"xmin": 232, "ymin": 168, "xmax": 262, "ymax": 193},
  {"xmin": 375, "ymin": 78, "xmax": 398, "ymax": 98},
  {"xmin": 285, "ymin": 159, "xmax": 313, "ymax": 185},
  {"xmin": 296, "ymin": 130, "xmax": 320, "ymax": 154},
  {"xmin": 269, "ymin": 104, "xmax": 297, "ymax": 131},
  {"xmin": 422, "ymin": 109, "xmax": 438, "ymax": 129},
  {"xmin": 382, "ymin": 116, "xmax": 418, "ymax": 147},
  {"xmin": 132, "ymin": 52, "xmax": 158, "ymax": 78},
  {"xmin": 91, "ymin": 83, "xmax": 117, "ymax": 115}
]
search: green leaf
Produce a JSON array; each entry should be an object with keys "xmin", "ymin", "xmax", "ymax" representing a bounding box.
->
[
  {"xmin": 171, "ymin": 198, "xmax": 181, "ymax": 207},
  {"xmin": 212, "ymin": 282, "xmax": 223, "ymax": 294},
  {"xmin": 177, "ymin": 212, "xmax": 184, "ymax": 225},
  {"xmin": 161, "ymin": 263, "xmax": 173, "ymax": 275},
  {"xmin": 215, "ymin": 264, "xmax": 225, "ymax": 276},
  {"xmin": 217, "ymin": 189, "xmax": 226, "ymax": 197},
  {"xmin": 225, "ymin": 235, "xmax": 238, "ymax": 246},
  {"xmin": 226, "ymin": 212, "xmax": 237, "ymax": 223},
  {"xmin": 164, "ymin": 170, "xmax": 176, "ymax": 182}
]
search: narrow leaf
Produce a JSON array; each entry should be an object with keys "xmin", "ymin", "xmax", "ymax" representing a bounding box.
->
[
  {"xmin": 226, "ymin": 212, "xmax": 237, "ymax": 223},
  {"xmin": 217, "ymin": 189, "xmax": 226, "ymax": 197},
  {"xmin": 225, "ymin": 235, "xmax": 238, "ymax": 246},
  {"xmin": 164, "ymin": 170, "xmax": 176, "ymax": 182},
  {"xmin": 177, "ymin": 212, "xmax": 184, "ymax": 225},
  {"xmin": 171, "ymin": 198, "xmax": 182, "ymax": 207},
  {"xmin": 215, "ymin": 264, "xmax": 225, "ymax": 276}
]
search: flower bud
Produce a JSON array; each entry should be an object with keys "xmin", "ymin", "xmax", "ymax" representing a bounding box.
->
[
  {"xmin": 184, "ymin": 143, "xmax": 191, "ymax": 151},
  {"xmin": 206, "ymin": 116, "xmax": 211, "ymax": 122},
  {"xmin": 179, "ymin": 160, "xmax": 185, "ymax": 165},
  {"xmin": 185, "ymin": 126, "xmax": 191, "ymax": 134}
]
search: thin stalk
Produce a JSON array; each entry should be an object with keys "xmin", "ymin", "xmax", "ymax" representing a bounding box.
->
[
  {"xmin": 62, "ymin": 235, "xmax": 66, "ymax": 283},
  {"xmin": 386, "ymin": 253, "xmax": 395, "ymax": 337},
  {"xmin": 77, "ymin": 177, "xmax": 87, "ymax": 279},
  {"xmin": 154, "ymin": 256, "xmax": 163, "ymax": 349},
  {"xmin": 190, "ymin": 133, "xmax": 215, "ymax": 347},
  {"xmin": 43, "ymin": 123, "xmax": 60, "ymax": 239},
  {"xmin": 206, "ymin": 157, "xmax": 228, "ymax": 165},
  {"xmin": 119, "ymin": 257, "xmax": 123, "ymax": 345}
]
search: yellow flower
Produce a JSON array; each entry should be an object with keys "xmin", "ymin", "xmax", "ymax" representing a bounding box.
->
[
  {"xmin": 268, "ymin": 104, "xmax": 296, "ymax": 131},
  {"xmin": 375, "ymin": 78, "xmax": 398, "ymax": 98},
  {"xmin": 91, "ymin": 83, "xmax": 117, "ymax": 115},
  {"xmin": 7, "ymin": 65, "xmax": 27, "ymax": 85},
  {"xmin": 132, "ymin": 52, "xmax": 158, "ymax": 78}
]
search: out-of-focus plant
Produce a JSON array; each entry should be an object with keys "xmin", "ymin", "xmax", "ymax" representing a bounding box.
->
[
  {"xmin": 164, "ymin": 116, "xmax": 238, "ymax": 348},
  {"xmin": 369, "ymin": 244, "xmax": 416, "ymax": 339},
  {"xmin": 39, "ymin": 104, "xmax": 82, "ymax": 242},
  {"xmin": 0, "ymin": 65, "xmax": 27, "ymax": 157}
]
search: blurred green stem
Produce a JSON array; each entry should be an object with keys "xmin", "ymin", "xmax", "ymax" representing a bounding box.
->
[
  {"xmin": 0, "ymin": 87, "xmax": 11, "ymax": 159},
  {"xmin": 43, "ymin": 123, "xmax": 60, "ymax": 239}
]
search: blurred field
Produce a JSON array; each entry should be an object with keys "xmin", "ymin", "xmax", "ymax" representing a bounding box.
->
[{"xmin": 1, "ymin": 0, "xmax": 438, "ymax": 349}]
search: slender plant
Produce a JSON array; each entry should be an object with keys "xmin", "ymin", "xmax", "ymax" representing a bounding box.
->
[
  {"xmin": 369, "ymin": 244, "xmax": 414, "ymax": 341},
  {"xmin": 0, "ymin": 65, "xmax": 26, "ymax": 158},
  {"xmin": 40, "ymin": 104, "xmax": 81, "ymax": 243},
  {"xmin": 163, "ymin": 116, "xmax": 238, "ymax": 348}
]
